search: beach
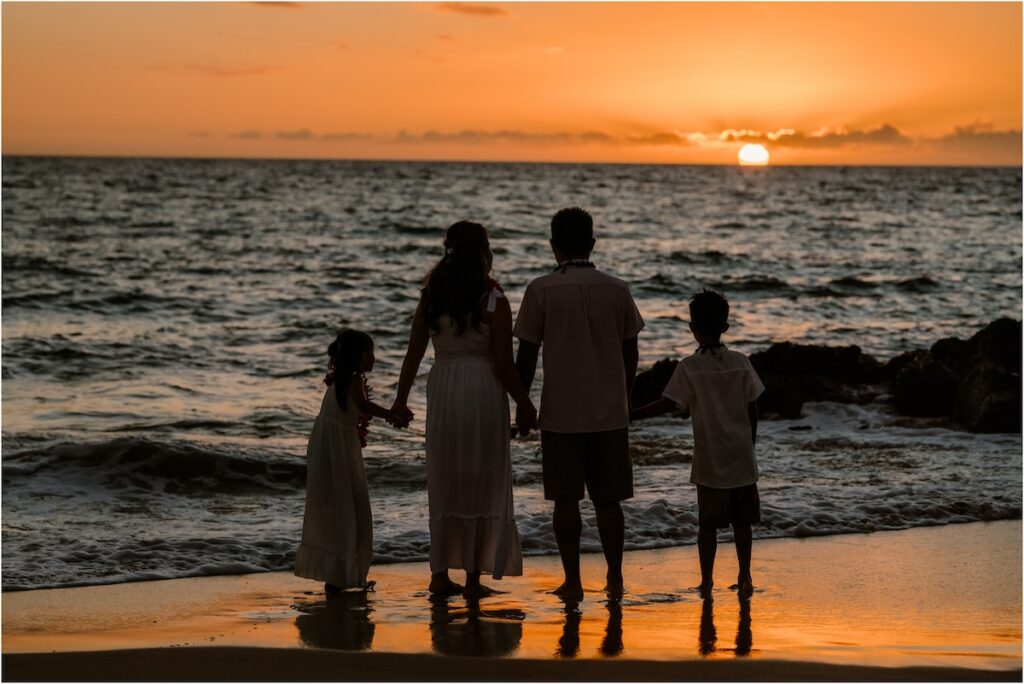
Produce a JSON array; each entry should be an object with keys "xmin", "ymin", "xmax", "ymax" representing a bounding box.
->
[{"xmin": 4, "ymin": 520, "xmax": 1020, "ymax": 681}]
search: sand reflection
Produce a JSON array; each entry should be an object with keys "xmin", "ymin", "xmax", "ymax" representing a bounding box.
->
[
  {"xmin": 699, "ymin": 595, "xmax": 753, "ymax": 658},
  {"xmin": 294, "ymin": 591, "xmax": 375, "ymax": 651},
  {"xmin": 429, "ymin": 596, "xmax": 524, "ymax": 657}
]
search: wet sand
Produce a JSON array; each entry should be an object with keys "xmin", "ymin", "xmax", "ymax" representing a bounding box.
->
[{"xmin": 4, "ymin": 521, "xmax": 1021, "ymax": 681}]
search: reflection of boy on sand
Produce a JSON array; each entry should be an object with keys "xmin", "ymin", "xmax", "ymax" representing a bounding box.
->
[
  {"xmin": 632, "ymin": 290, "xmax": 764, "ymax": 597},
  {"xmin": 514, "ymin": 207, "xmax": 645, "ymax": 601}
]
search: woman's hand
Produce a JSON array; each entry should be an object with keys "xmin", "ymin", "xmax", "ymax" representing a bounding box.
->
[
  {"xmin": 389, "ymin": 401, "xmax": 414, "ymax": 428},
  {"xmin": 515, "ymin": 400, "xmax": 538, "ymax": 437}
]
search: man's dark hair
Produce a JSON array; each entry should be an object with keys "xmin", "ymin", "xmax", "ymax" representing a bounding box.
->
[
  {"xmin": 550, "ymin": 207, "xmax": 594, "ymax": 255},
  {"xmin": 689, "ymin": 289, "xmax": 730, "ymax": 336}
]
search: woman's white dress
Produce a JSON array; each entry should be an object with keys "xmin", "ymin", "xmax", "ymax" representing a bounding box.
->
[
  {"xmin": 294, "ymin": 385, "xmax": 373, "ymax": 588},
  {"xmin": 425, "ymin": 289, "xmax": 523, "ymax": 579}
]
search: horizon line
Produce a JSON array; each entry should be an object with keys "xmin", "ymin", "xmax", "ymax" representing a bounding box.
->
[{"xmin": 2, "ymin": 152, "xmax": 1021, "ymax": 170}]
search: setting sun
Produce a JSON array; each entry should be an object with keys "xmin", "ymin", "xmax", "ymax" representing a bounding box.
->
[{"xmin": 738, "ymin": 144, "xmax": 770, "ymax": 166}]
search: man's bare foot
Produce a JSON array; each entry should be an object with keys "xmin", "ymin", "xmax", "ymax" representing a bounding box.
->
[
  {"xmin": 428, "ymin": 575, "xmax": 463, "ymax": 596},
  {"xmin": 550, "ymin": 581, "xmax": 584, "ymax": 601},
  {"xmin": 697, "ymin": 581, "xmax": 714, "ymax": 599}
]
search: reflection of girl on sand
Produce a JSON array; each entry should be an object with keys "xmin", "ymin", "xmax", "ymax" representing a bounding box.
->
[
  {"xmin": 429, "ymin": 597, "xmax": 524, "ymax": 658},
  {"xmin": 295, "ymin": 591, "xmax": 375, "ymax": 651}
]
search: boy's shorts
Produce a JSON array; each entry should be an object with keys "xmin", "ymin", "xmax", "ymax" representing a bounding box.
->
[
  {"xmin": 541, "ymin": 429, "xmax": 633, "ymax": 503},
  {"xmin": 696, "ymin": 483, "xmax": 761, "ymax": 529}
]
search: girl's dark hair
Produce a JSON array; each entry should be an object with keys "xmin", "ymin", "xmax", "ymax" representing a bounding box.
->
[
  {"xmin": 422, "ymin": 221, "xmax": 491, "ymax": 336},
  {"xmin": 324, "ymin": 329, "xmax": 373, "ymax": 410}
]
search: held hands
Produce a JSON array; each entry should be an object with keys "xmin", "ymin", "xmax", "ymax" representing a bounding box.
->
[
  {"xmin": 514, "ymin": 401, "xmax": 538, "ymax": 438},
  {"xmin": 388, "ymin": 401, "xmax": 414, "ymax": 429}
]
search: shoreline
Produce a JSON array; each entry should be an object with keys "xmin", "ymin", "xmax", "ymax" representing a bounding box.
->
[{"xmin": 3, "ymin": 521, "xmax": 1020, "ymax": 680}]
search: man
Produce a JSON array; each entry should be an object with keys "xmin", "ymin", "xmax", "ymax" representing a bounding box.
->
[{"xmin": 514, "ymin": 207, "xmax": 644, "ymax": 600}]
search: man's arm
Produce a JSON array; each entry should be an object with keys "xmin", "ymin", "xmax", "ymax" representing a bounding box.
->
[
  {"xmin": 748, "ymin": 400, "xmax": 759, "ymax": 446},
  {"xmin": 622, "ymin": 335, "xmax": 639, "ymax": 404},
  {"xmin": 514, "ymin": 340, "xmax": 540, "ymax": 436}
]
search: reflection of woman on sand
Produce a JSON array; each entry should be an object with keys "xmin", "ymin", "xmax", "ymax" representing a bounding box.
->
[
  {"xmin": 295, "ymin": 591, "xmax": 375, "ymax": 651},
  {"xmin": 429, "ymin": 597, "xmax": 524, "ymax": 658}
]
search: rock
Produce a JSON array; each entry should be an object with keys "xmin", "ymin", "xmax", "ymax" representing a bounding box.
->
[
  {"xmin": 892, "ymin": 353, "xmax": 960, "ymax": 417},
  {"xmin": 930, "ymin": 337, "xmax": 972, "ymax": 377},
  {"xmin": 631, "ymin": 357, "xmax": 678, "ymax": 408},
  {"xmin": 967, "ymin": 318, "xmax": 1022, "ymax": 373},
  {"xmin": 953, "ymin": 363, "xmax": 1022, "ymax": 433},
  {"xmin": 749, "ymin": 343, "xmax": 885, "ymax": 418}
]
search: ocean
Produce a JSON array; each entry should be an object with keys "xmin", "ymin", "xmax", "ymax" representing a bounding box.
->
[{"xmin": 2, "ymin": 156, "xmax": 1021, "ymax": 591}]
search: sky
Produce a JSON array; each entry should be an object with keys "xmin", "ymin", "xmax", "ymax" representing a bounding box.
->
[{"xmin": 2, "ymin": 2, "xmax": 1021, "ymax": 165}]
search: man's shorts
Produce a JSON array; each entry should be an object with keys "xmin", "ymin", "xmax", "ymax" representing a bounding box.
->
[
  {"xmin": 696, "ymin": 483, "xmax": 761, "ymax": 529},
  {"xmin": 540, "ymin": 429, "xmax": 633, "ymax": 503}
]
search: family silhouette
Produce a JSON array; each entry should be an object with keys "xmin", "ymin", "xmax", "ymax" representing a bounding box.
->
[{"xmin": 294, "ymin": 206, "xmax": 765, "ymax": 610}]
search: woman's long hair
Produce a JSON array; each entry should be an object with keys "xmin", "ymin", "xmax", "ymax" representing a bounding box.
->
[
  {"xmin": 422, "ymin": 221, "xmax": 491, "ymax": 336},
  {"xmin": 324, "ymin": 329, "xmax": 373, "ymax": 410}
]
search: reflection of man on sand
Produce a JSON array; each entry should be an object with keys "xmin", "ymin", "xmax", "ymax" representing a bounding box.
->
[
  {"xmin": 294, "ymin": 591, "xmax": 375, "ymax": 651},
  {"xmin": 698, "ymin": 595, "xmax": 753, "ymax": 657},
  {"xmin": 429, "ymin": 597, "xmax": 524, "ymax": 658},
  {"xmin": 556, "ymin": 599, "xmax": 624, "ymax": 658}
]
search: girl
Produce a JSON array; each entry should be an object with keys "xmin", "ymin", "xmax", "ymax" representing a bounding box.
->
[
  {"xmin": 392, "ymin": 221, "xmax": 537, "ymax": 598},
  {"xmin": 295, "ymin": 329, "xmax": 400, "ymax": 593}
]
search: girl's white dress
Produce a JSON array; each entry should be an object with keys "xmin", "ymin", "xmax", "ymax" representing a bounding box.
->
[
  {"xmin": 425, "ymin": 288, "xmax": 523, "ymax": 579},
  {"xmin": 294, "ymin": 385, "xmax": 373, "ymax": 588}
]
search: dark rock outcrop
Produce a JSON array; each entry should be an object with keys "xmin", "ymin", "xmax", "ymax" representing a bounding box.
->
[{"xmin": 630, "ymin": 318, "xmax": 1021, "ymax": 433}]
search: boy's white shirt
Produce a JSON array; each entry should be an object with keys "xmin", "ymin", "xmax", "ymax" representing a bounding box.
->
[{"xmin": 661, "ymin": 347, "xmax": 765, "ymax": 489}]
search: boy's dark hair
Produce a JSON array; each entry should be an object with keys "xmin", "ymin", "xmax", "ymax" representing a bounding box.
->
[
  {"xmin": 550, "ymin": 207, "xmax": 594, "ymax": 255},
  {"xmin": 689, "ymin": 289, "xmax": 730, "ymax": 336}
]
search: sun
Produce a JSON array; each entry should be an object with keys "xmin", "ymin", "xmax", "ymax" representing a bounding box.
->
[{"xmin": 738, "ymin": 143, "xmax": 770, "ymax": 166}]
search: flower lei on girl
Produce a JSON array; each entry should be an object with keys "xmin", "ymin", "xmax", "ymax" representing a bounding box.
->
[
  {"xmin": 357, "ymin": 374, "xmax": 373, "ymax": 448},
  {"xmin": 485, "ymin": 276, "xmax": 504, "ymax": 295}
]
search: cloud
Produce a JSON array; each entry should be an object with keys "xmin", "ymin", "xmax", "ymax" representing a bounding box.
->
[
  {"xmin": 932, "ymin": 122, "xmax": 1022, "ymax": 150},
  {"xmin": 181, "ymin": 64, "xmax": 282, "ymax": 78},
  {"xmin": 435, "ymin": 2, "xmax": 507, "ymax": 17},
  {"xmin": 231, "ymin": 130, "xmax": 264, "ymax": 140},
  {"xmin": 248, "ymin": 2, "xmax": 303, "ymax": 8},
  {"xmin": 436, "ymin": 34, "xmax": 456, "ymax": 42},
  {"xmin": 395, "ymin": 129, "xmax": 618, "ymax": 145},
  {"xmin": 275, "ymin": 129, "xmax": 314, "ymax": 140},
  {"xmin": 718, "ymin": 124, "xmax": 911, "ymax": 148},
  {"xmin": 318, "ymin": 132, "xmax": 375, "ymax": 142}
]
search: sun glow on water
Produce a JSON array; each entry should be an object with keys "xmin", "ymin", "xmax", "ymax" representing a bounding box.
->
[{"xmin": 738, "ymin": 144, "xmax": 770, "ymax": 166}]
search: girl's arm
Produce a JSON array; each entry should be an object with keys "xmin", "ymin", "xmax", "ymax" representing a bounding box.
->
[
  {"xmin": 351, "ymin": 375, "xmax": 397, "ymax": 422},
  {"xmin": 489, "ymin": 297, "xmax": 537, "ymax": 426},
  {"xmin": 391, "ymin": 297, "xmax": 429, "ymax": 423},
  {"xmin": 630, "ymin": 396, "xmax": 681, "ymax": 422}
]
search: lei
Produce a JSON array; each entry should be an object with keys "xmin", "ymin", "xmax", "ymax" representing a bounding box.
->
[
  {"xmin": 484, "ymin": 276, "xmax": 505, "ymax": 294},
  {"xmin": 356, "ymin": 375, "xmax": 373, "ymax": 448},
  {"xmin": 553, "ymin": 259, "xmax": 596, "ymax": 273}
]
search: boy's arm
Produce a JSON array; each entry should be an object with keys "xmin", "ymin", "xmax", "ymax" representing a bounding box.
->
[
  {"xmin": 748, "ymin": 400, "xmax": 758, "ymax": 445},
  {"xmin": 630, "ymin": 396, "xmax": 677, "ymax": 422}
]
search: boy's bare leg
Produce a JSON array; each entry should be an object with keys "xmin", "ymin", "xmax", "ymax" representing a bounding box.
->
[
  {"xmin": 552, "ymin": 500, "xmax": 584, "ymax": 599},
  {"xmin": 697, "ymin": 524, "xmax": 718, "ymax": 597},
  {"xmin": 594, "ymin": 501, "xmax": 625, "ymax": 598},
  {"xmin": 732, "ymin": 522, "xmax": 753, "ymax": 596}
]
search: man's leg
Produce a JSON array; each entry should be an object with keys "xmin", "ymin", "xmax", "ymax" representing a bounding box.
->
[
  {"xmin": 552, "ymin": 499, "xmax": 584, "ymax": 599},
  {"xmin": 697, "ymin": 524, "xmax": 717, "ymax": 597},
  {"xmin": 594, "ymin": 501, "xmax": 625, "ymax": 597}
]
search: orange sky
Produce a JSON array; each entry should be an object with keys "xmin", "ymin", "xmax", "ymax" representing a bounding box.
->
[{"xmin": 3, "ymin": 2, "xmax": 1021, "ymax": 165}]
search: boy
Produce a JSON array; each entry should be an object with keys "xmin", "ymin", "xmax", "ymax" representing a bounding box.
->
[{"xmin": 631, "ymin": 289, "xmax": 764, "ymax": 597}]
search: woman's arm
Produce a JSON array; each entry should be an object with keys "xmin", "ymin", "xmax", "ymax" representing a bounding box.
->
[
  {"xmin": 391, "ymin": 298, "xmax": 429, "ymax": 423},
  {"xmin": 490, "ymin": 297, "xmax": 537, "ymax": 425}
]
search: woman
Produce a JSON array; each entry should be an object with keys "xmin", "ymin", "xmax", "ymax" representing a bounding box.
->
[{"xmin": 392, "ymin": 221, "xmax": 537, "ymax": 598}]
